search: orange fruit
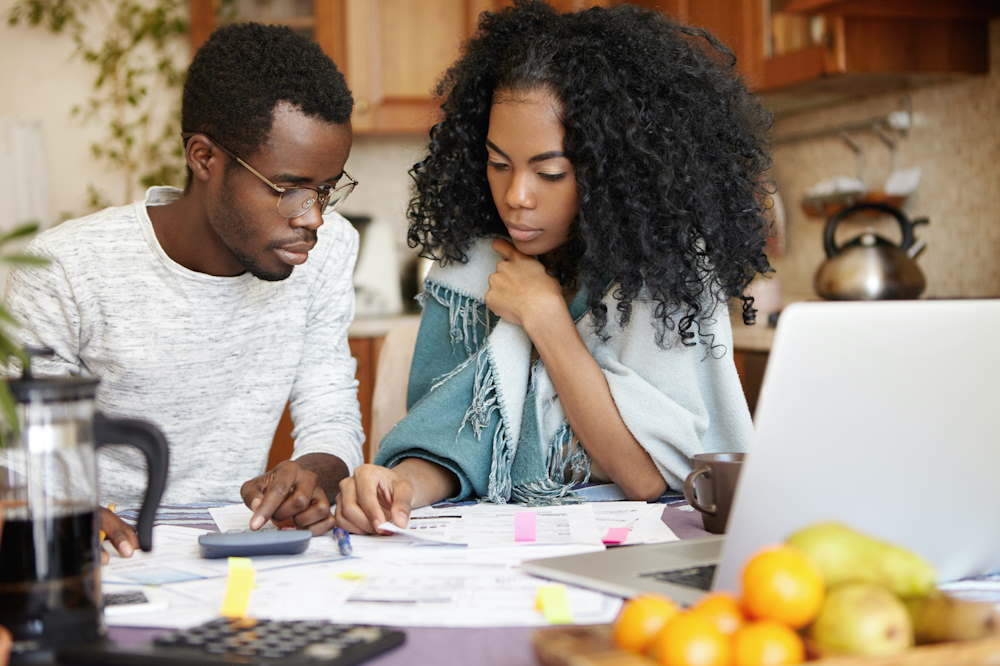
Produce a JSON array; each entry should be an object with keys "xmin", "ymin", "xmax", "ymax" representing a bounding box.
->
[
  {"xmin": 650, "ymin": 611, "xmax": 731, "ymax": 666},
  {"xmin": 741, "ymin": 544, "xmax": 824, "ymax": 629},
  {"xmin": 732, "ymin": 620, "xmax": 805, "ymax": 666},
  {"xmin": 613, "ymin": 594, "xmax": 680, "ymax": 654},
  {"xmin": 690, "ymin": 592, "xmax": 746, "ymax": 635}
]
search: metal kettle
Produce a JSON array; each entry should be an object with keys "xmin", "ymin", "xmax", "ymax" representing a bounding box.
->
[{"xmin": 814, "ymin": 202, "xmax": 928, "ymax": 300}]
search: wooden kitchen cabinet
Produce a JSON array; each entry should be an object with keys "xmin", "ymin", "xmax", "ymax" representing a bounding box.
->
[
  {"xmin": 189, "ymin": 0, "xmax": 506, "ymax": 134},
  {"xmin": 733, "ymin": 349, "xmax": 769, "ymax": 418},
  {"xmin": 266, "ymin": 334, "xmax": 385, "ymax": 470},
  {"xmin": 629, "ymin": 0, "xmax": 999, "ymax": 115},
  {"xmin": 348, "ymin": 334, "xmax": 385, "ymax": 462},
  {"xmin": 191, "ymin": 1, "xmax": 999, "ymax": 124},
  {"xmin": 757, "ymin": 0, "xmax": 999, "ymax": 115},
  {"xmin": 340, "ymin": 0, "xmax": 502, "ymax": 134}
]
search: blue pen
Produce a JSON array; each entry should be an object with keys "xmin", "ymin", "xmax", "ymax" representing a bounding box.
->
[{"xmin": 332, "ymin": 527, "xmax": 353, "ymax": 556}]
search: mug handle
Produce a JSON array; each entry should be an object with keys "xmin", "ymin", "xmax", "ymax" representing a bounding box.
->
[
  {"xmin": 94, "ymin": 413, "xmax": 170, "ymax": 552},
  {"xmin": 683, "ymin": 467, "xmax": 717, "ymax": 516}
]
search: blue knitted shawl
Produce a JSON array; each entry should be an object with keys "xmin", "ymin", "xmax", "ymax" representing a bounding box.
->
[{"xmin": 374, "ymin": 238, "xmax": 753, "ymax": 504}]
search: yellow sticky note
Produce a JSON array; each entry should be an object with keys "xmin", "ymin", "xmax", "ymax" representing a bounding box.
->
[
  {"xmin": 220, "ymin": 557, "xmax": 256, "ymax": 618},
  {"xmin": 535, "ymin": 584, "xmax": 572, "ymax": 624},
  {"xmin": 335, "ymin": 571, "xmax": 366, "ymax": 581}
]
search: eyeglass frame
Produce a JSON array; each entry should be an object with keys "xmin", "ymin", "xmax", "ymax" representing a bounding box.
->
[{"xmin": 180, "ymin": 132, "xmax": 357, "ymax": 219}]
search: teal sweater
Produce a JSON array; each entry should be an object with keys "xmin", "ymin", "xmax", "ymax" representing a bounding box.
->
[{"xmin": 375, "ymin": 239, "xmax": 753, "ymax": 503}]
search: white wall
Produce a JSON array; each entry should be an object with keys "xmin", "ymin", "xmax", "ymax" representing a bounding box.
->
[{"xmin": 0, "ymin": 0, "xmax": 183, "ymax": 222}]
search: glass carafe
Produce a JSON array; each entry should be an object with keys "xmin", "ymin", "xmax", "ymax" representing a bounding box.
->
[{"xmin": 0, "ymin": 359, "xmax": 168, "ymax": 662}]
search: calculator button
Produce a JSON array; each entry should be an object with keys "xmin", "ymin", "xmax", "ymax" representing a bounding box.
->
[
  {"xmin": 153, "ymin": 635, "xmax": 180, "ymax": 646},
  {"xmin": 303, "ymin": 643, "xmax": 343, "ymax": 659},
  {"xmin": 343, "ymin": 627, "xmax": 383, "ymax": 642},
  {"xmin": 87, "ymin": 618, "xmax": 407, "ymax": 665}
]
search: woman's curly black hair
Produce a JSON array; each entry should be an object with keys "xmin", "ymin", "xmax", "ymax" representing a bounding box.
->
[{"xmin": 407, "ymin": 0, "xmax": 773, "ymax": 347}]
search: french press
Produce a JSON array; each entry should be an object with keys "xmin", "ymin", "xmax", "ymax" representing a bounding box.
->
[{"xmin": 0, "ymin": 349, "xmax": 169, "ymax": 661}]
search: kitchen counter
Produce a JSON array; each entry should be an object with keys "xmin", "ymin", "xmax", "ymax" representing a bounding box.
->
[
  {"xmin": 731, "ymin": 317, "xmax": 776, "ymax": 352},
  {"xmin": 349, "ymin": 313, "xmax": 420, "ymax": 338}
]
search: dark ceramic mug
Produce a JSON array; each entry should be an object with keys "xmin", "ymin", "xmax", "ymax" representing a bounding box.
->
[{"xmin": 682, "ymin": 452, "xmax": 746, "ymax": 534}]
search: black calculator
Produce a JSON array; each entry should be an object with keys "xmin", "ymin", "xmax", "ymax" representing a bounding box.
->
[{"xmin": 56, "ymin": 617, "xmax": 405, "ymax": 665}]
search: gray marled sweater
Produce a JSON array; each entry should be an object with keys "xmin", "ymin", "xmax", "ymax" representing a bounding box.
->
[{"xmin": 3, "ymin": 187, "xmax": 364, "ymax": 507}]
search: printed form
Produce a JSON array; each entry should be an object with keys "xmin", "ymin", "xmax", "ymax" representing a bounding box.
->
[{"xmin": 102, "ymin": 500, "xmax": 677, "ymax": 629}]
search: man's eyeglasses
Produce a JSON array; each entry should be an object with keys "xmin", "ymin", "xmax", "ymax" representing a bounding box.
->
[{"xmin": 181, "ymin": 132, "xmax": 357, "ymax": 219}]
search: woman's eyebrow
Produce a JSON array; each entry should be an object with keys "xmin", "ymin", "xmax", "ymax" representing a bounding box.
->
[
  {"xmin": 528, "ymin": 150, "xmax": 565, "ymax": 163},
  {"xmin": 485, "ymin": 139, "xmax": 509, "ymax": 160},
  {"xmin": 486, "ymin": 139, "xmax": 565, "ymax": 163}
]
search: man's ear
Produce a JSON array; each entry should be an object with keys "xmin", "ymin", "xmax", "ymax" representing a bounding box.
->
[{"xmin": 185, "ymin": 134, "xmax": 220, "ymax": 183}]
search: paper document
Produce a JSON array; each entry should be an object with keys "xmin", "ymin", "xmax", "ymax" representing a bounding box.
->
[
  {"xmin": 331, "ymin": 561, "xmax": 620, "ymax": 626},
  {"xmin": 107, "ymin": 552, "xmax": 621, "ymax": 629},
  {"xmin": 102, "ymin": 525, "xmax": 348, "ymax": 586},
  {"xmin": 591, "ymin": 502, "xmax": 678, "ymax": 545},
  {"xmin": 389, "ymin": 501, "xmax": 675, "ymax": 547},
  {"xmin": 102, "ymin": 500, "xmax": 677, "ymax": 629},
  {"xmin": 376, "ymin": 521, "xmax": 468, "ymax": 546},
  {"xmin": 209, "ymin": 503, "xmax": 271, "ymax": 532},
  {"xmin": 385, "ymin": 503, "xmax": 604, "ymax": 547}
]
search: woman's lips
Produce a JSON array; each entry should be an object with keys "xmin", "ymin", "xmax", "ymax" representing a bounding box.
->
[{"xmin": 506, "ymin": 225, "xmax": 542, "ymax": 242}]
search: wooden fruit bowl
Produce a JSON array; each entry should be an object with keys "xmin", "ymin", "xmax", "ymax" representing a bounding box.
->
[{"xmin": 533, "ymin": 624, "xmax": 1000, "ymax": 666}]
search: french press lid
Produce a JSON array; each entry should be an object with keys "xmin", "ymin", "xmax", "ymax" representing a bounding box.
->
[{"xmin": 6, "ymin": 346, "xmax": 99, "ymax": 404}]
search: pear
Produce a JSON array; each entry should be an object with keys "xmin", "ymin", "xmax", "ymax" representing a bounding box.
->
[
  {"xmin": 809, "ymin": 582, "xmax": 914, "ymax": 657},
  {"xmin": 787, "ymin": 522, "xmax": 935, "ymax": 598},
  {"xmin": 906, "ymin": 592, "xmax": 1000, "ymax": 644}
]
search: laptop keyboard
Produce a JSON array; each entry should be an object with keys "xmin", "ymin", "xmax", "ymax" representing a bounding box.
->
[{"xmin": 640, "ymin": 564, "xmax": 717, "ymax": 591}]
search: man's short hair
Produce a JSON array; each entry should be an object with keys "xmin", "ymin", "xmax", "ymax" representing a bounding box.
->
[{"xmin": 182, "ymin": 22, "xmax": 353, "ymax": 159}]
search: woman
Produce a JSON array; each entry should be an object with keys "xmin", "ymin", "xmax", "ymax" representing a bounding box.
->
[{"xmin": 335, "ymin": 0, "xmax": 772, "ymax": 534}]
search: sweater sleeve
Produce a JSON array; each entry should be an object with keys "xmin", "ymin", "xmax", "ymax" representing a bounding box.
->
[
  {"xmin": 589, "ymin": 300, "xmax": 754, "ymax": 490},
  {"xmin": 3, "ymin": 236, "xmax": 85, "ymax": 378},
  {"xmin": 287, "ymin": 221, "xmax": 364, "ymax": 472}
]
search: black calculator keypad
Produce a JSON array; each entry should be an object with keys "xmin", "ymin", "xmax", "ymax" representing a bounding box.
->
[{"xmin": 57, "ymin": 617, "xmax": 405, "ymax": 665}]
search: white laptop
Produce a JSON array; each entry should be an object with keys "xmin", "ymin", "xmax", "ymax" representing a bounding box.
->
[{"xmin": 523, "ymin": 300, "xmax": 1000, "ymax": 604}]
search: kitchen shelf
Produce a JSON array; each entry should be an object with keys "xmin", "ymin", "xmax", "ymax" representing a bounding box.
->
[{"xmin": 757, "ymin": 0, "xmax": 998, "ymax": 116}]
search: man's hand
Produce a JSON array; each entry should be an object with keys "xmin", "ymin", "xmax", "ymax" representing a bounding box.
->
[
  {"xmin": 487, "ymin": 238, "xmax": 565, "ymax": 327},
  {"xmin": 334, "ymin": 464, "xmax": 414, "ymax": 535},
  {"xmin": 241, "ymin": 460, "xmax": 335, "ymax": 535},
  {"xmin": 99, "ymin": 506, "xmax": 138, "ymax": 564}
]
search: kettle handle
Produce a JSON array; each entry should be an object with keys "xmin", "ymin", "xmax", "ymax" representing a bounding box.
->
[
  {"xmin": 823, "ymin": 202, "xmax": 917, "ymax": 258},
  {"xmin": 94, "ymin": 413, "xmax": 169, "ymax": 552}
]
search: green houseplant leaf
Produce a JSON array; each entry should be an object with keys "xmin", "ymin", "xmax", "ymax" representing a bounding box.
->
[
  {"xmin": 0, "ymin": 222, "xmax": 46, "ymax": 440},
  {"xmin": 7, "ymin": 0, "xmax": 189, "ymax": 216}
]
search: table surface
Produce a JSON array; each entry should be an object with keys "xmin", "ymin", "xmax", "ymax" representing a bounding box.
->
[{"xmin": 99, "ymin": 503, "xmax": 708, "ymax": 666}]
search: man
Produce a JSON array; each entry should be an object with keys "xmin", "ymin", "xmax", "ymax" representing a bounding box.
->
[{"xmin": 4, "ymin": 23, "xmax": 363, "ymax": 554}]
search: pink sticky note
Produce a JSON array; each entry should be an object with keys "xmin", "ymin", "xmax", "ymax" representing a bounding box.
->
[
  {"xmin": 602, "ymin": 527, "xmax": 631, "ymax": 544},
  {"xmin": 514, "ymin": 511, "xmax": 537, "ymax": 542}
]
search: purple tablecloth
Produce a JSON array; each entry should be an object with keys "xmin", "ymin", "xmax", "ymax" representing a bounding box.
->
[{"xmin": 107, "ymin": 504, "xmax": 709, "ymax": 666}]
